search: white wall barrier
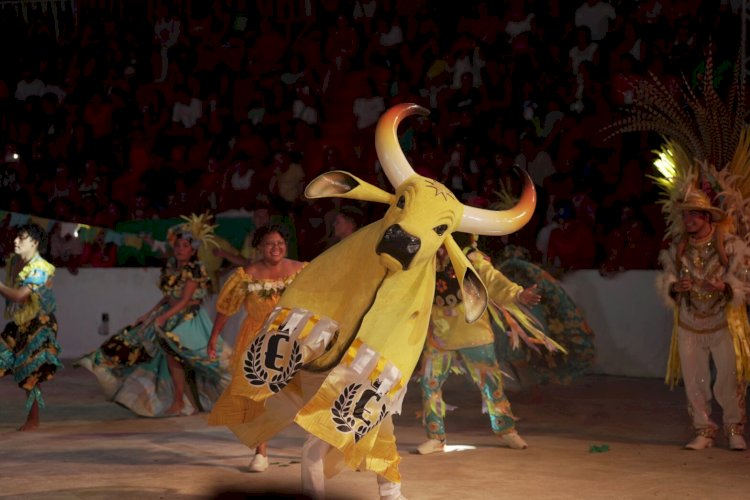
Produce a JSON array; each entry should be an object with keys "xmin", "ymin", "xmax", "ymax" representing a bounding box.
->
[
  {"xmin": 560, "ymin": 270, "xmax": 673, "ymax": 378},
  {"xmin": 1, "ymin": 268, "xmax": 674, "ymax": 378},
  {"xmin": 0, "ymin": 268, "xmax": 246, "ymax": 362}
]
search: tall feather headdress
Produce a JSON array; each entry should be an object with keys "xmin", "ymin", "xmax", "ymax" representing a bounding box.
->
[
  {"xmin": 605, "ymin": 47, "xmax": 750, "ymax": 242},
  {"xmin": 167, "ymin": 212, "xmax": 219, "ymax": 250},
  {"xmin": 607, "ymin": 44, "xmax": 750, "ymax": 388}
]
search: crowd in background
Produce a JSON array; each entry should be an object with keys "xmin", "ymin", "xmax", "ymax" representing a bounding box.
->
[{"xmin": 0, "ymin": 0, "xmax": 742, "ymax": 274}]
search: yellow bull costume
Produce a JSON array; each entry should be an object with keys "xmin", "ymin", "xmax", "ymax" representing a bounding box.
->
[{"xmin": 217, "ymin": 104, "xmax": 536, "ymax": 490}]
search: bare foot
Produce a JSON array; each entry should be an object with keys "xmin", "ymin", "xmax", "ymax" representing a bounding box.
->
[
  {"xmin": 20, "ymin": 398, "xmax": 40, "ymax": 431},
  {"xmin": 18, "ymin": 420, "xmax": 39, "ymax": 432},
  {"xmin": 164, "ymin": 400, "xmax": 185, "ymax": 416}
]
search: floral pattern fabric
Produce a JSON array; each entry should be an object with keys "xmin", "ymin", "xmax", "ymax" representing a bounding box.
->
[
  {"xmin": 494, "ymin": 246, "xmax": 595, "ymax": 386},
  {"xmin": 77, "ymin": 258, "xmax": 230, "ymax": 417},
  {"xmin": 420, "ymin": 248, "xmax": 522, "ymax": 440},
  {"xmin": 0, "ymin": 254, "xmax": 62, "ymax": 396},
  {"xmin": 420, "ymin": 342, "xmax": 516, "ymax": 439}
]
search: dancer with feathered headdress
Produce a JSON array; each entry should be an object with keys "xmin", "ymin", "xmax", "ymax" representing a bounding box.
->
[
  {"xmin": 76, "ymin": 214, "xmax": 231, "ymax": 417},
  {"xmin": 608, "ymin": 47, "xmax": 750, "ymax": 451}
]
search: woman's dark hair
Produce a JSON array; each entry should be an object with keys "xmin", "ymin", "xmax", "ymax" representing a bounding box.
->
[
  {"xmin": 17, "ymin": 223, "xmax": 48, "ymax": 252},
  {"xmin": 338, "ymin": 205, "xmax": 364, "ymax": 228},
  {"xmin": 252, "ymin": 224, "xmax": 287, "ymax": 248}
]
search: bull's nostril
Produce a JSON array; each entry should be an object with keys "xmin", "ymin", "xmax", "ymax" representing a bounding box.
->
[{"xmin": 406, "ymin": 242, "xmax": 420, "ymax": 254}]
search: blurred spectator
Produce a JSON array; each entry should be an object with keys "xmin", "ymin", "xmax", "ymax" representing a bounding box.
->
[
  {"xmin": 480, "ymin": 59, "xmax": 514, "ymax": 115},
  {"xmin": 568, "ymin": 26, "xmax": 599, "ymax": 76},
  {"xmin": 574, "ymin": 0, "xmax": 618, "ymax": 43},
  {"xmin": 154, "ymin": 5, "xmax": 181, "ymax": 82},
  {"xmin": 93, "ymin": 201, "xmax": 125, "ymax": 229},
  {"xmin": 81, "ymin": 229, "xmax": 118, "ymax": 267},
  {"xmin": 536, "ymin": 210, "xmax": 559, "ymax": 267},
  {"xmin": 515, "ymin": 136, "xmax": 555, "ymax": 188},
  {"xmin": 502, "ymin": 0, "xmax": 535, "ymax": 44},
  {"xmin": 326, "ymin": 204, "xmax": 364, "ymax": 248},
  {"xmin": 128, "ymin": 191, "xmax": 158, "ymax": 220},
  {"xmin": 546, "ymin": 198, "xmax": 596, "ymax": 271},
  {"xmin": 251, "ymin": 18, "xmax": 288, "ymax": 74},
  {"xmin": 14, "ymin": 68, "xmax": 45, "ymax": 101},
  {"xmin": 223, "ymin": 158, "xmax": 256, "ymax": 210},
  {"xmin": 441, "ymin": 141, "xmax": 479, "ymax": 201},
  {"xmin": 325, "ymin": 15, "xmax": 359, "ymax": 72},
  {"xmin": 171, "ymin": 86, "xmax": 203, "ymax": 130},
  {"xmin": 45, "ymin": 164, "xmax": 80, "ymax": 206},
  {"xmin": 0, "ymin": 1, "xmax": 732, "ymax": 270},
  {"xmin": 352, "ymin": 0, "xmax": 377, "ymax": 36},
  {"xmin": 352, "ymin": 78, "xmax": 386, "ymax": 158},
  {"xmin": 269, "ymin": 151, "xmax": 305, "ymax": 214},
  {"xmin": 448, "ymin": 37, "xmax": 484, "ymax": 90},
  {"xmin": 600, "ymin": 203, "xmax": 660, "ymax": 274},
  {"xmin": 196, "ymin": 156, "xmax": 225, "ymax": 212},
  {"xmin": 49, "ymin": 222, "xmax": 84, "ymax": 274},
  {"xmin": 291, "ymin": 81, "xmax": 320, "ymax": 126},
  {"xmin": 610, "ymin": 53, "xmax": 640, "ymax": 106},
  {"xmin": 78, "ymin": 159, "xmax": 101, "ymax": 200}
]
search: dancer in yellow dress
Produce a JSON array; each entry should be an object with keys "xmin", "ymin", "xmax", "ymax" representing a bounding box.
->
[{"xmin": 207, "ymin": 225, "xmax": 306, "ymax": 471}]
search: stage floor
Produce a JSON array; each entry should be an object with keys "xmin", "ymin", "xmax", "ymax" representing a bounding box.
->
[{"xmin": 2, "ymin": 365, "xmax": 749, "ymax": 499}]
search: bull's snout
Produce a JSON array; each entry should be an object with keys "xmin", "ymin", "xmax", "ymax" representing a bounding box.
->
[{"xmin": 375, "ymin": 224, "xmax": 421, "ymax": 270}]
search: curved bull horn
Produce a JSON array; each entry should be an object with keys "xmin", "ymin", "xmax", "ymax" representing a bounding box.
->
[
  {"xmin": 458, "ymin": 171, "xmax": 537, "ymax": 236},
  {"xmin": 375, "ymin": 103, "xmax": 430, "ymax": 189}
]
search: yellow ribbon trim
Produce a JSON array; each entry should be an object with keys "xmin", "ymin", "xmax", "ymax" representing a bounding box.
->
[
  {"xmin": 298, "ymin": 315, "xmax": 319, "ymax": 340},
  {"xmin": 269, "ymin": 307, "xmax": 291, "ymax": 330},
  {"xmin": 341, "ymin": 338, "xmax": 406, "ymax": 397},
  {"xmin": 727, "ymin": 304, "xmax": 750, "ymax": 385},
  {"xmin": 342, "ymin": 338, "xmax": 363, "ymax": 365},
  {"xmin": 370, "ymin": 356, "xmax": 387, "ymax": 382}
]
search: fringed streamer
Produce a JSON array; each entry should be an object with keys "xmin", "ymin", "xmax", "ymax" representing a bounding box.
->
[
  {"xmin": 727, "ymin": 304, "xmax": 750, "ymax": 385},
  {"xmin": 491, "ymin": 303, "xmax": 565, "ymax": 354}
]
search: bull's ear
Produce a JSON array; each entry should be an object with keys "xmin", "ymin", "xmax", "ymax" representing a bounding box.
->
[
  {"xmin": 443, "ymin": 235, "xmax": 488, "ymax": 323},
  {"xmin": 305, "ymin": 170, "xmax": 395, "ymax": 205}
]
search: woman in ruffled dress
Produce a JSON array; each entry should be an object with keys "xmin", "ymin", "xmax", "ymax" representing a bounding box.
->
[
  {"xmin": 0, "ymin": 223, "xmax": 62, "ymax": 431},
  {"xmin": 77, "ymin": 215, "xmax": 231, "ymax": 417},
  {"xmin": 207, "ymin": 225, "xmax": 306, "ymax": 472}
]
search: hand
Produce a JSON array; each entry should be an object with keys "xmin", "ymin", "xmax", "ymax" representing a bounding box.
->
[
  {"xmin": 702, "ymin": 278, "xmax": 727, "ymax": 293},
  {"xmin": 154, "ymin": 315, "xmax": 166, "ymax": 329},
  {"xmin": 518, "ymin": 284, "xmax": 541, "ymax": 306},
  {"xmin": 672, "ymin": 278, "xmax": 693, "ymax": 293},
  {"xmin": 207, "ymin": 337, "xmax": 217, "ymax": 360}
]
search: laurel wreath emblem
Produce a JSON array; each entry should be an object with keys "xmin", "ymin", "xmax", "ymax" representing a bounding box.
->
[
  {"xmin": 243, "ymin": 333, "xmax": 303, "ymax": 393},
  {"xmin": 330, "ymin": 383, "xmax": 389, "ymax": 442},
  {"xmin": 268, "ymin": 341, "xmax": 302, "ymax": 393}
]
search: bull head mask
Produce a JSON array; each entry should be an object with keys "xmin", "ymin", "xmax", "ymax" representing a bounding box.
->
[{"xmin": 305, "ymin": 103, "xmax": 536, "ymax": 322}]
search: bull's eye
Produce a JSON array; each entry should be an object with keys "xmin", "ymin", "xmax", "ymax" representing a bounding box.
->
[
  {"xmin": 396, "ymin": 195, "xmax": 405, "ymax": 209},
  {"xmin": 433, "ymin": 224, "xmax": 448, "ymax": 236}
]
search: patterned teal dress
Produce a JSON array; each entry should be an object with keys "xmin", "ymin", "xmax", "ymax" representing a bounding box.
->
[
  {"xmin": 77, "ymin": 257, "xmax": 231, "ymax": 416},
  {"xmin": 494, "ymin": 246, "xmax": 595, "ymax": 387},
  {"xmin": 0, "ymin": 254, "xmax": 62, "ymax": 410}
]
